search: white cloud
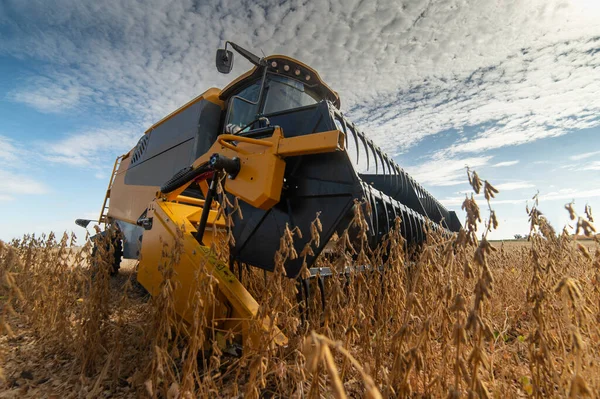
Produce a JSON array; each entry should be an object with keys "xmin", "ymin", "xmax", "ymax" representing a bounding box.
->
[
  {"xmin": 0, "ymin": 135, "xmax": 21, "ymax": 165},
  {"xmin": 440, "ymin": 195, "xmax": 475, "ymax": 207},
  {"xmin": 8, "ymin": 76, "xmax": 92, "ymax": 113},
  {"xmin": 495, "ymin": 182, "xmax": 535, "ymax": 191},
  {"xmin": 557, "ymin": 160, "xmax": 600, "ymax": 172},
  {"xmin": 42, "ymin": 128, "xmax": 138, "ymax": 166},
  {"xmin": 540, "ymin": 187, "xmax": 600, "ymax": 202},
  {"xmin": 405, "ymin": 155, "xmax": 491, "ymax": 187},
  {"xmin": 487, "ymin": 198, "xmax": 528, "ymax": 205},
  {"xmin": 351, "ymin": 37, "xmax": 600, "ymax": 156},
  {"xmin": 559, "ymin": 163, "xmax": 579, "ymax": 169},
  {"xmin": 569, "ymin": 150, "xmax": 600, "ymax": 161},
  {"xmin": 581, "ymin": 161, "xmax": 600, "ymax": 171},
  {"xmin": 0, "ymin": 0, "xmax": 598, "ymax": 160},
  {"xmin": 0, "ymin": 138, "xmax": 48, "ymax": 203},
  {"xmin": 440, "ymin": 194, "xmax": 527, "ymax": 207},
  {"xmin": 491, "ymin": 160, "xmax": 519, "ymax": 167},
  {"xmin": 0, "ymin": 169, "xmax": 49, "ymax": 195}
]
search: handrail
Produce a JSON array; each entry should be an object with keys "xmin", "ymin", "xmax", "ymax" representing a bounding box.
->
[
  {"xmin": 98, "ymin": 155, "xmax": 123, "ymax": 225},
  {"xmin": 217, "ymin": 134, "xmax": 273, "ymax": 154}
]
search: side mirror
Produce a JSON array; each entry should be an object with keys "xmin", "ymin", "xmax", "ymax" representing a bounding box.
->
[
  {"xmin": 216, "ymin": 49, "xmax": 234, "ymax": 74},
  {"xmin": 75, "ymin": 219, "xmax": 91, "ymax": 228}
]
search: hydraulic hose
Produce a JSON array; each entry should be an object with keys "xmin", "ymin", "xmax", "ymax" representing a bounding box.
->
[
  {"xmin": 160, "ymin": 162, "xmax": 212, "ymax": 194},
  {"xmin": 160, "ymin": 154, "xmax": 241, "ymax": 194}
]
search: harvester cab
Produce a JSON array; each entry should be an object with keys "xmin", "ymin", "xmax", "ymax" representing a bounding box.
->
[{"xmin": 78, "ymin": 42, "xmax": 462, "ymax": 350}]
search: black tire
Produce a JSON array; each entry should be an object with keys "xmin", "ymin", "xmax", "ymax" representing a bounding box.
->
[{"xmin": 111, "ymin": 238, "xmax": 123, "ymax": 275}]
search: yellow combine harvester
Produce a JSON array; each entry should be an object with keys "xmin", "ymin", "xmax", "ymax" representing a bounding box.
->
[{"xmin": 76, "ymin": 42, "xmax": 461, "ymax": 349}]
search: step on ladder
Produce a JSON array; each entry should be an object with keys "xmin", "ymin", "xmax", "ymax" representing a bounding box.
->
[{"xmin": 98, "ymin": 155, "xmax": 124, "ymax": 226}]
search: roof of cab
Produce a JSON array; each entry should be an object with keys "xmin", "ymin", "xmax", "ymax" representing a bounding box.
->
[
  {"xmin": 219, "ymin": 54, "xmax": 341, "ymax": 109},
  {"xmin": 144, "ymin": 55, "xmax": 341, "ymax": 134}
]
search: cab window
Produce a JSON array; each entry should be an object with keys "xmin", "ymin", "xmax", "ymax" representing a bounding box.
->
[
  {"xmin": 225, "ymin": 73, "xmax": 321, "ymax": 131},
  {"xmin": 262, "ymin": 75, "xmax": 318, "ymax": 114},
  {"xmin": 226, "ymin": 80, "xmax": 261, "ymax": 129}
]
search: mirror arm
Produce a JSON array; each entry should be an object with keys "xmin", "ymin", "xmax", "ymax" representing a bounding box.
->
[
  {"xmin": 223, "ymin": 41, "xmax": 231, "ymax": 62},
  {"xmin": 226, "ymin": 41, "xmax": 266, "ymax": 67}
]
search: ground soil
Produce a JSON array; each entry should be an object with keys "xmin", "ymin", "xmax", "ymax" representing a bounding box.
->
[{"xmin": 0, "ymin": 260, "xmax": 146, "ymax": 399}]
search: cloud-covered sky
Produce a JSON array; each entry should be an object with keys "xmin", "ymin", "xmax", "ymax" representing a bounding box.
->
[{"xmin": 1, "ymin": 0, "xmax": 599, "ymax": 240}]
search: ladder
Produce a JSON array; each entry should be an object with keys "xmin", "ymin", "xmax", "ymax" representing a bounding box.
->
[{"xmin": 98, "ymin": 155, "xmax": 124, "ymax": 226}]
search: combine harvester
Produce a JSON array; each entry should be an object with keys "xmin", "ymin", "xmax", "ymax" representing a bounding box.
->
[{"xmin": 76, "ymin": 42, "xmax": 461, "ymax": 348}]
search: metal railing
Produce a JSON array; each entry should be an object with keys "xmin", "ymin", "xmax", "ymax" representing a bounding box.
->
[{"xmin": 98, "ymin": 155, "xmax": 124, "ymax": 226}]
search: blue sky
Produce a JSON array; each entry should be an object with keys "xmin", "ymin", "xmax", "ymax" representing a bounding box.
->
[{"xmin": 1, "ymin": 0, "xmax": 599, "ymax": 241}]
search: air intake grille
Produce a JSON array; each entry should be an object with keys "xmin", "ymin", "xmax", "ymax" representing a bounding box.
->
[{"xmin": 130, "ymin": 134, "xmax": 150, "ymax": 165}]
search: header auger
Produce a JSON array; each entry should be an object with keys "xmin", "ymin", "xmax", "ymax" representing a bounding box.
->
[{"xmin": 77, "ymin": 42, "xmax": 462, "ymax": 350}]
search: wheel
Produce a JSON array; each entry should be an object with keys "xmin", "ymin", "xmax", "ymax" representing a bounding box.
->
[
  {"xmin": 111, "ymin": 237, "xmax": 123, "ymax": 275},
  {"xmin": 91, "ymin": 230, "xmax": 122, "ymax": 276}
]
